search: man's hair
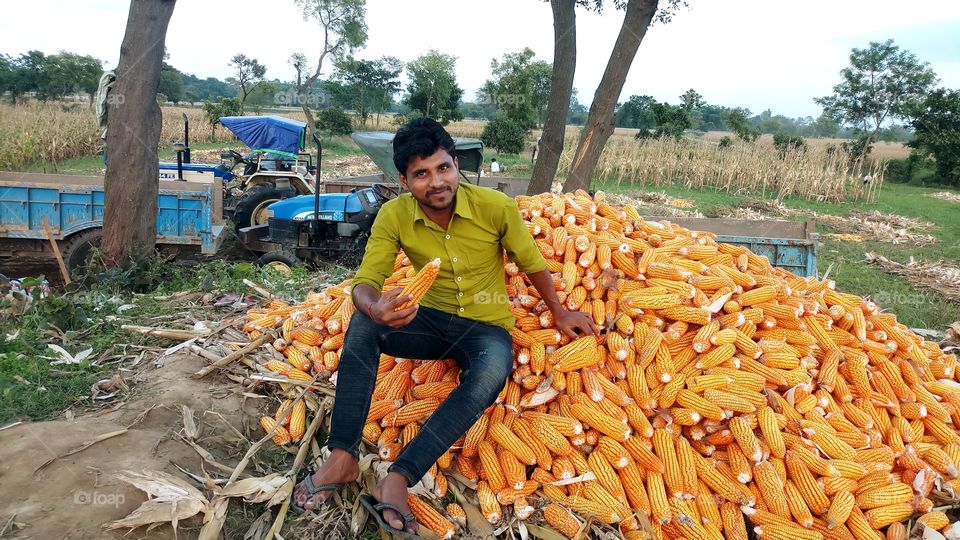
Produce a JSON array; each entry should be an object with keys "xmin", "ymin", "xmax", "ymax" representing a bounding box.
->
[{"xmin": 393, "ymin": 117, "xmax": 455, "ymax": 176}]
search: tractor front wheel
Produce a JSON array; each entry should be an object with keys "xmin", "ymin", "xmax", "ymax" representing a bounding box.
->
[
  {"xmin": 234, "ymin": 184, "xmax": 286, "ymax": 234},
  {"xmin": 257, "ymin": 250, "xmax": 301, "ymax": 274}
]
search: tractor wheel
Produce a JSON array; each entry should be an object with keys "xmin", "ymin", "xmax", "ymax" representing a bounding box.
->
[
  {"xmin": 233, "ymin": 184, "xmax": 287, "ymax": 234},
  {"xmin": 61, "ymin": 228, "xmax": 103, "ymax": 275},
  {"xmin": 258, "ymin": 250, "xmax": 301, "ymax": 274}
]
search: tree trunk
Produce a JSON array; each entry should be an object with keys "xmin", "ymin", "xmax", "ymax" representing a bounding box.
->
[
  {"xmin": 299, "ymin": 84, "xmax": 316, "ymax": 139},
  {"xmin": 527, "ymin": 0, "xmax": 577, "ymax": 196},
  {"xmin": 101, "ymin": 0, "xmax": 177, "ymax": 265},
  {"xmin": 564, "ymin": 0, "xmax": 658, "ymax": 192}
]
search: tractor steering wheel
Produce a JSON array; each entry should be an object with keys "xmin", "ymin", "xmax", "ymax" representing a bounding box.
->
[
  {"xmin": 228, "ymin": 149, "xmax": 246, "ymax": 163},
  {"xmin": 371, "ymin": 183, "xmax": 399, "ymax": 204}
]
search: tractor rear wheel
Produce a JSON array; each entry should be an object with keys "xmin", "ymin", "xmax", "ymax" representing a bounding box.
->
[
  {"xmin": 62, "ymin": 228, "xmax": 103, "ymax": 275},
  {"xmin": 234, "ymin": 184, "xmax": 287, "ymax": 234}
]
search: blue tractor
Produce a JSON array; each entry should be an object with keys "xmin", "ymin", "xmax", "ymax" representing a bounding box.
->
[{"xmin": 239, "ymin": 131, "xmax": 485, "ymax": 270}]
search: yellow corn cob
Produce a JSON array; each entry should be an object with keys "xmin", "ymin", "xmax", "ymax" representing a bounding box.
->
[
  {"xmin": 826, "ymin": 490, "xmax": 855, "ymax": 530},
  {"xmin": 785, "ymin": 451, "xmax": 830, "ymax": 515},
  {"xmin": 395, "ymin": 258, "xmax": 440, "ymax": 310},
  {"xmin": 476, "ymin": 481, "xmax": 501, "ymax": 524},
  {"xmin": 784, "ymin": 480, "xmax": 814, "ymax": 528},
  {"xmin": 588, "ymin": 450, "xmax": 627, "ymax": 504},
  {"xmin": 863, "ymin": 503, "xmax": 913, "ymax": 529},
  {"xmin": 753, "ymin": 523, "xmax": 825, "ymax": 540},
  {"xmin": 288, "ymin": 400, "xmax": 306, "ymax": 441},
  {"xmin": 543, "ymin": 503, "xmax": 581, "ymax": 538},
  {"xmin": 570, "ymin": 401, "xmax": 631, "ymax": 441},
  {"xmin": 550, "ymin": 336, "xmax": 601, "ymax": 371},
  {"xmin": 646, "ymin": 472, "xmax": 672, "ymax": 524},
  {"xmin": 754, "ymin": 461, "xmax": 790, "ymax": 518},
  {"xmin": 259, "ymin": 416, "xmax": 291, "ymax": 445},
  {"xmin": 406, "ymin": 493, "xmax": 455, "ymax": 539},
  {"xmin": 885, "ymin": 521, "xmax": 907, "ymax": 540},
  {"xmin": 381, "ymin": 398, "xmax": 440, "ymax": 427},
  {"xmin": 477, "ymin": 441, "xmax": 507, "ymax": 492},
  {"xmin": 488, "ymin": 423, "xmax": 537, "ymax": 466},
  {"xmin": 855, "ymin": 483, "xmax": 913, "ymax": 509},
  {"xmin": 916, "ymin": 510, "xmax": 949, "ymax": 531}
]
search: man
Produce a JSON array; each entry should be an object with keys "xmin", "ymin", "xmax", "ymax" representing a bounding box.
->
[
  {"xmin": 490, "ymin": 157, "xmax": 502, "ymax": 173},
  {"xmin": 292, "ymin": 117, "xmax": 595, "ymax": 535}
]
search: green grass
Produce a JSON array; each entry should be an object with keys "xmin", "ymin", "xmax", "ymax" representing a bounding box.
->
[
  {"xmin": 0, "ymin": 258, "xmax": 349, "ymax": 424},
  {"xmin": 601, "ymin": 178, "xmax": 960, "ymax": 330}
]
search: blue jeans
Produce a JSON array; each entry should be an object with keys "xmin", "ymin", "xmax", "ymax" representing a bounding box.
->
[{"xmin": 326, "ymin": 305, "xmax": 513, "ymax": 486}]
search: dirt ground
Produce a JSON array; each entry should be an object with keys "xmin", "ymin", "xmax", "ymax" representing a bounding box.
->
[{"xmin": 0, "ymin": 351, "xmax": 258, "ymax": 539}]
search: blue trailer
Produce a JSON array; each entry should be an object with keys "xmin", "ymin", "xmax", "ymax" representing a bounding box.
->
[
  {"xmin": 0, "ymin": 171, "xmax": 225, "ymax": 273},
  {"xmin": 648, "ymin": 216, "xmax": 818, "ymax": 277}
]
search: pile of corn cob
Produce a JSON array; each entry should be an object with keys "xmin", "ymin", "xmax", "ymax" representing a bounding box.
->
[{"xmin": 243, "ymin": 190, "xmax": 960, "ymax": 540}]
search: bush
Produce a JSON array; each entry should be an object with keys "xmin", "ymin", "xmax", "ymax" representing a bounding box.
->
[
  {"xmin": 315, "ymin": 107, "xmax": 353, "ymax": 136},
  {"xmin": 480, "ymin": 118, "xmax": 526, "ymax": 154},
  {"xmin": 718, "ymin": 136, "xmax": 733, "ymax": 149},
  {"xmin": 885, "ymin": 154, "xmax": 938, "ymax": 184},
  {"xmin": 773, "ymin": 133, "xmax": 807, "ymax": 156}
]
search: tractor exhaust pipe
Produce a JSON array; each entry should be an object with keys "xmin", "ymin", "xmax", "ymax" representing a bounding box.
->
[{"xmin": 312, "ymin": 132, "xmax": 322, "ymax": 238}]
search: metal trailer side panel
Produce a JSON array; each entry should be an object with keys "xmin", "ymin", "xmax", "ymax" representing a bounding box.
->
[{"xmin": 0, "ymin": 172, "xmax": 223, "ymax": 254}]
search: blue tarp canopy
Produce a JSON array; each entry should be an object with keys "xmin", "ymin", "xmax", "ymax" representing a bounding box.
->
[{"xmin": 219, "ymin": 116, "xmax": 307, "ymax": 158}]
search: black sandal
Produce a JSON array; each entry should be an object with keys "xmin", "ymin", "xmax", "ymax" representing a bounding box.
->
[
  {"xmin": 291, "ymin": 474, "xmax": 343, "ymax": 513},
  {"xmin": 359, "ymin": 494, "xmax": 419, "ymax": 539}
]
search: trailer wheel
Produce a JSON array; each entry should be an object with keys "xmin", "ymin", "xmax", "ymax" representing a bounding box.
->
[
  {"xmin": 234, "ymin": 184, "xmax": 286, "ymax": 234},
  {"xmin": 62, "ymin": 228, "xmax": 103, "ymax": 274},
  {"xmin": 258, "ymin": 250, "xmax": 301, "ymax": 274}
]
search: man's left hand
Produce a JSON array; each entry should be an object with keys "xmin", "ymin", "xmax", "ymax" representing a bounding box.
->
[{"xmin": 553, "ymin": 309, "xmax": 598, "ymax": 339}]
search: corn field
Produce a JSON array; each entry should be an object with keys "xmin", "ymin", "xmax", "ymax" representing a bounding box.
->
[
  {"xmin": 0, "ymin": 101, "xmax": 242, "ymax": 171},
  {"xmin": 554, "ymin": 134, "xmax": 885, "ymax": 202}
]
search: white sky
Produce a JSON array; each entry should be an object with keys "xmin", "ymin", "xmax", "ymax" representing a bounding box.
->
[{"xmin": 2, "ymin": 0, "xmax": 959, "ymax": 118}]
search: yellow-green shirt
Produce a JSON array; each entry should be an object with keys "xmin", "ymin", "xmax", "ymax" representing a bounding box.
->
[{"xmin": 352, "ymin": 181, "xmax": 546, "ymax": 332}]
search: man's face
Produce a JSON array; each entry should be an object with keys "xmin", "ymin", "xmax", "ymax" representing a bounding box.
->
[{"xmin": 399, "ymin": 148, "xmax": 459, "ymax": 212}]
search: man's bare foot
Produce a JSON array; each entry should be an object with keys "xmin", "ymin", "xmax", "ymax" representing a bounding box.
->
[
  {"xmin": 371, "ymin": 472, "xmax": 418, "ymax": 535},
  {"xmin": 292, "ymin": 449, "xmax": 360, "ymax": 511}
]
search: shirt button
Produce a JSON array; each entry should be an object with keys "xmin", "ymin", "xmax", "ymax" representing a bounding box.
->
[
  {"xmin": 445, "ymin": 235, "xmax": 451, "ymax": 240},
  {"xmin": 453, "ymin": 257, "xmax": 458, "ymax": 262},
  {"xmin": 456, "ymin": 276, "xmax": 462, "ymax": 281},
  {"xmin": 458, "ymin": 292, "xmax": 463, "ymax": 297},
  {"xmin": 459, "ymin": 307, "xmax": 465, "ymax": 312}
]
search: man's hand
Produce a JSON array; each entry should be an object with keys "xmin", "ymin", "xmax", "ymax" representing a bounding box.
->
[
  {"xmin": 369, "ymin": 287, "xmax": 418, "ymax": 328},
  {"xmin": 553, "ymin": 309, "xmax": 598, "ymax": 339}
]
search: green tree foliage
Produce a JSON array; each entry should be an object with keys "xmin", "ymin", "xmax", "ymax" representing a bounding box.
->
[
  {"xmin": 292, "ymin": 0, "xmax": 368, "ymax": 138},
  {"xmin": 616, "ymin": 95, "xmax": 656, "ymax": 130},
  {"xmin": 228, "ymin": 53, "xmax": 267, "ymax": 112},
  {"xmin": 635, "ymin": 100, "xmax": 690, "ymax": 140},
  {"xmin": 480, "ymin": 118, "xmax": 526, "ymax": 154},
  {"xmin": 815, "ymin": 39, "xmax": 937, "ymax": 151},
  {"xmin": 315, "ymin": 107, "xmax": 354, "ymax": 135},
  {"xmin": 201, "ymin": 97, "xmax": 242, "ymax": 142},
  {"xmin": 812, "ymin": 113, "xmax": 840, "ymax": 138},
  {"xmin": 326, "ymin": 55, "xmax": 402, "ymax": 126},
  {"xmin": 405, "ymin": 50, "xmax": 463, "ymax": 124},
  {"xmin": 182, "ymin": 73, "xmax": 236, "ymax": 101},
  {"xmin": 726, "ymin": 107, "xmax": 759, "ymax": 142},
  {"xmin": 772, "ymin": 133, "xmax": 807, "ymax": 156},
  {"xmin": 478, "ymin": 48, "xmax": 551, "ymax": 129},
  {"xmin": 158, "ymin": 63, "xmax": 184, "ymax": 104},
  {"xmin": 567, "ymin": 90, "xmax": 589, "ymax": 125},
  {"xmin": 0, "ymin": 50, "xmax": 103, "ymax": 103},
  {"xmin": 908, "ymin": 88, "xmax": 960, "ymax": 185}
]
